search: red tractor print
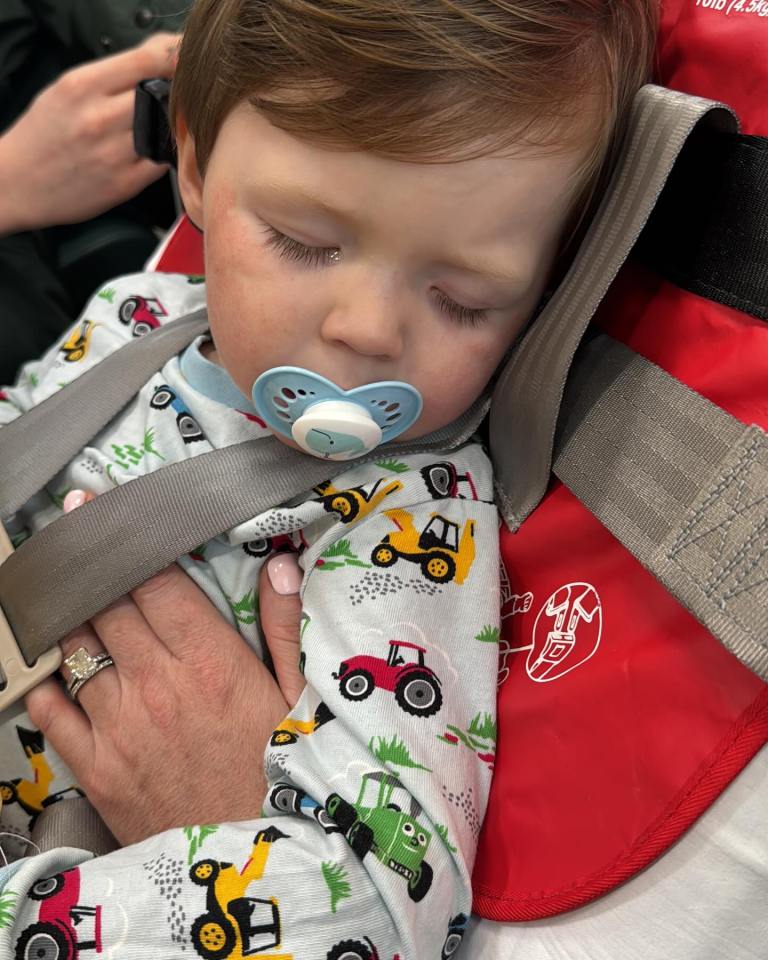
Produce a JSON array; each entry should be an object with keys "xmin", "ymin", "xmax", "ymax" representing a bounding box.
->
[
  {"xmin": 15, "ymin": 869, "xmax": 102, "ymax": 960},
  {"xmin": 333, "ymin": 640, "xmax": 442, "ymax": 717},
  {"xmin": 242, "ymin": 534, "xmax": 296, "ymax": 559},
  {"xmin": 118, "ymin": 295, "xmax": 168, "ymax": 337}
]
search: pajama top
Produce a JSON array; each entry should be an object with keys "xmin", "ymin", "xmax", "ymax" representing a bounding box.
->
[{"xmin": 0, "ymin": 271, "xmax": 500, "ymax": 960}]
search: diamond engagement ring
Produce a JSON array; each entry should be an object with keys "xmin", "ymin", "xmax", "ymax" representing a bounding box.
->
[{"xmin": 63, "ymin": 647, "xmax": 115, "ymax": 701}]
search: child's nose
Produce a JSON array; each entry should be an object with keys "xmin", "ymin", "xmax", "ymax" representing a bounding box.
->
[{"xmin": 320, "ymin": 289, "xmax": 406, "ymax": 361}]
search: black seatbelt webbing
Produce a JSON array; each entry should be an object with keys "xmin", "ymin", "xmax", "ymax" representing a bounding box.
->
[{"xmin": 637, "ymin": 131, "xmax": 768, "ymax": 320}]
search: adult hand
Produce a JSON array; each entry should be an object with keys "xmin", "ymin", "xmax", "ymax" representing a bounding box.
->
[
  {"xmin": 25, "ymin": 561, "xmax": 290, "ymax": 847},
  {"xmin": 259, "ymin": 553, "xmax": 307, "ymax": 709},
  {"xmin": 0, "ymin": 32, "xmax": 181, "ymax": 236}
]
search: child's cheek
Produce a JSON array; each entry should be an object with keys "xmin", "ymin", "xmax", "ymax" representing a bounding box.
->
[{"xmin": 407, "ymin": 342, "xmax": 495, "ymax": 438}]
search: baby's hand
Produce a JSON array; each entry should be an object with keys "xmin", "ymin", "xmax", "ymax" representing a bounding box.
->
[{"xmin": 62, "ymin": 489, "xmax": 96, "ymax": 513}]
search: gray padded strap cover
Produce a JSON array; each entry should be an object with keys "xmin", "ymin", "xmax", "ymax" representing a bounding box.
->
[
  {"xmin": 491, "ymin": 85, "xmax": 737, "ymax": 530},
  {"xmin": 555, "ymin": 334, "xmax": 768, "ymax": 681}
]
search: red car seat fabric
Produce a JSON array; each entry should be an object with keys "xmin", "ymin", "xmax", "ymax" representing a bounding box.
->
[
  {"xmin": 472, "ymin": 0, "xmax": 768, "ymax": 921},
  {"xmin": 147, "ymin": 215, "xmax": 205, "ymax": 276},
  {"xmin": 148, "ymin": 0, "xmax": 768, "ymax": 925}
]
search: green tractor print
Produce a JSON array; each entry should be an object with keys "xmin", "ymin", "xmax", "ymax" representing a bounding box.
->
[{"xmin": 326, "ymin": 772, "xmax": 433, "ymax": 902}]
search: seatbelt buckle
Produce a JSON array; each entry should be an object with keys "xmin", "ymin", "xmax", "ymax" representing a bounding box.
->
[{"xmin": 0, "ymin": 523, "xmax": 62, "ymax": 713}]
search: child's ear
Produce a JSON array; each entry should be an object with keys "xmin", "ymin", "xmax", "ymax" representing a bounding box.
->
[{"xmin": 175, "ymin": 115, "xmax": 204, "ymax": 230}]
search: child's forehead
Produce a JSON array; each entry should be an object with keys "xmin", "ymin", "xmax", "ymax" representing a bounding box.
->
[{"xmin": 214, "ymin": 101, "xmax": 587, "ymax": 235}]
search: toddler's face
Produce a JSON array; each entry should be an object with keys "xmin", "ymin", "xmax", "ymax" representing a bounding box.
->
[{"xmin": 177, "ymin": 102, "xmax": 586, "ymax": 441}]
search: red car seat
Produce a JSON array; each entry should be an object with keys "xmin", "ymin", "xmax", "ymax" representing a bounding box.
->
[{"xmin": 146, "ymin": 0, "xmax": 768, "ymax": 923}]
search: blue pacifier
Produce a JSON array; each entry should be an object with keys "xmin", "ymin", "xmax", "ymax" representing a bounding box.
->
[{"xmin": 252, "ymin": 367, "xmax": 423, "ymax": 461}]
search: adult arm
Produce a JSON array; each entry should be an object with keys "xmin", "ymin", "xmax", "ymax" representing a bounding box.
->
[{"xmin": 0, "ymin": 31, "xmax": 179, "ymax": 237}]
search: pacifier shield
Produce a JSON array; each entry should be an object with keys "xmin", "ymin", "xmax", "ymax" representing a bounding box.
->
[{"xmin": 252, "ymin": 367, "xmax": 423, "ymax": 461}]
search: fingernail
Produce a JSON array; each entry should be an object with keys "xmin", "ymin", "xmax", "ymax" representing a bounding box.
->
[
  {"xmin": 63, "ymin": 490, "xmax": 88, "ymax": 513},
  {"xmin": 267, "ymin": 553, "xmax": 302, "ymax": 595}
]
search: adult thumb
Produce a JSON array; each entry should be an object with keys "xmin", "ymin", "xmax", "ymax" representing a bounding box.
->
[{"xmin": 259, "ymin": 553, "xmax": 306, "ymax": 708}]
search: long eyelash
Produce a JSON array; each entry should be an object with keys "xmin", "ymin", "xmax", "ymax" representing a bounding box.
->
[
  {"xmin": 432, "ymin": 290, "xmax": 488, "ymax": 328},
  {"xmin": 264, "ymin": 224, "xmax": 488, "ymax": 327},
  {"xmin": 263, "ymin": 225, "xmax": 339, "ymax": 267}
]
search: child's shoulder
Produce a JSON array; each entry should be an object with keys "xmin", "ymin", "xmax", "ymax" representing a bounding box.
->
[
  {"xmin": 3, "ymin": 272, "xmax": 207, "ymax": 411},
  {"xmin": 81, "ymin": 271, "xmax": 207, "ymax": 340}
]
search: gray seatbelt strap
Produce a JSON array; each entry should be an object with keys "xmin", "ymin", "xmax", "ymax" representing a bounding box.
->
[
  {"xmin": 0, "ymin": 374, "xmax": 486, "ymax": 668},
  {"xmin": 31, "ymin": 796, "xmax": 119, "ymax": 856},
  {"xmin": 1, "ymin": 439, "xmax": 340, "ymax": 663},
  {"xmin": 0, "ymin": 309, "xmax": 210, "ymax": 521},
  {"xmin": 554, "ymin": 334, "xmax": 768, "ymax": 681},
  {"xmin": 491, "ymin": 85, "xmax": 738, "ymax": 530}
]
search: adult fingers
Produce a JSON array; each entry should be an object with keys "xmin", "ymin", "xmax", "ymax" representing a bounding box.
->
[
  {"xmin": 100, "ymin": 89, "xmax": 143, "ymax": 133},
  {"xmin": 90, "ymin": 32, "xmax": 182, "ymax": 95},
  {"xmin": 59, "ymin": 491, "xmax": 121, "ymax": 717},
  {"xmin": 59, "ymin": 622, "xmax": 121, "ymax": 724},
  {"xmin": 88, "ymin": 594, "xmax": 173, "ymax": 684},
  {"xmin": 62, "ymin": 489, "xmax": 94, "ymax": 512},
  {"xmin": 25, "ymin": 677, "xmax": 95, "ymax": 786},
  {"xmin": 129, "ymin": 564, "xmax": 245, "ymax": 663},
  {"xmin": 137, "ymin": 31, "xmax": 183, "ymax": 79},
  {"xmin": 259, "ymin": 554, "xmax": 306, "ymax": 708},
  {"xmin": 122, "ymin": 156, "xmax": 171, "ymax": 193}
]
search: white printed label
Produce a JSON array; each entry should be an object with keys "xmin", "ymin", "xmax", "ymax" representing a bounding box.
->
[
  {"xmin": 695, "ymin": 0, "xmax": 768, "ymax": 17},
  {"xmin": 526, "ymin": 583, "xmax": 602, "ymax": 683}
]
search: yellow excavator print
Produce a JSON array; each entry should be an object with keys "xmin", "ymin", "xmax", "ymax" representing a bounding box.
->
[
  {"xmin": 314, "ymin": 478, "xmax": 403, "ymax": 524},
  {"xmin": 189, "ymin": 827, "xmax": 293, "ymax": 960},
  {"xmin": 0, "ymin": 728, "xmax": 78, "ymax": 827},
  {"xmin": 371, "ymin": 509, "xmax": 476, "ymax": 585},
  {"xmin": 60, "ymin": 319, "xmax": 98, "ymax": 363},
  {"xmin": 270, "ymin": 701, "xmax": 334, "ymax": 747}
]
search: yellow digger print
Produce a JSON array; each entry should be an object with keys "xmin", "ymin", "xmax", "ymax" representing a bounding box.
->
[
  {"xmin": 60, "ymin": 319, "xmax": 98, "ymax": 363},
  {"xmin": 189, "ymin": 827, "xmax": 293, "ymax": 960},
  {"xmin": 371, "ymin": 509, "xmax": 476, "ymax": 585},
  {"xmin": 270, "ymin": 701, "xmax": 334, "ymax": 747},
  {"xmin": 0, "ymin": 728, "xmax": 81, "ymax": 828},
  {"xmin": 314, "ymin": 478, "xmax": 403, "ymax": 525}
]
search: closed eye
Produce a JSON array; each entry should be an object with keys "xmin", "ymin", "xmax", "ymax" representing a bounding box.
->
[
  {"xmin": 263, "ymin": 224, "xmax": 338, "ymax": 267},
  {"xmin": 262, "ymin": 225, "xmax": 490, "ymax": 327}
]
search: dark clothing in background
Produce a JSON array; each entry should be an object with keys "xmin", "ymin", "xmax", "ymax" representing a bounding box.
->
[{"xmin": 0, "ymin": 0, "xmax": 189, "ymax": 382}]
